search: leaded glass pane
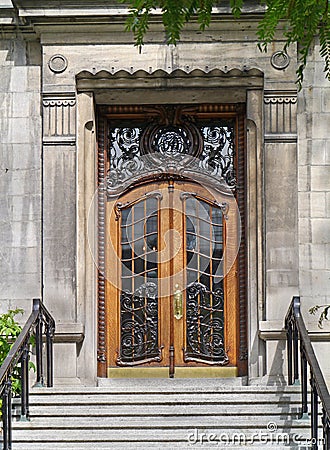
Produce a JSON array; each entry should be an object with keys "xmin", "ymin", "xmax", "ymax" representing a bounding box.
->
[
  {"xmin": 117, "ymin": 196, "xmax": 161, "ymax": 365},
  {"xmin": 183, "ymin": 196, "xmax": 228, "ymax": 364}
]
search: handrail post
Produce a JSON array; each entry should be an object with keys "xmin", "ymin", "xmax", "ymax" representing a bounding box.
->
[
  {"xmin": 310, "ymin": 376, "xmax": 318, "ymax": 450},
  {"xmin": 285, "ymin": 296, "xmax": 330, "ymax": 449},
  {"xmin": 2, "ymin": 378, "xmax": 13, "ymax": 450},
  {"xmin": 322, "ymin": 409, "xmax": 330, "ymax": 450},
  {"xmin": 290, "ymin": 296, "xmax": 301, "ymax": 385},
  {"xmin": 286, "ymin": 318, "xmax": 293, "ymax": 385},
  {"xmin": 300, "ymin": 346, "xmax": 308, "ymax": 419},
  {"xmin": 46, "ymin": 322, "xmax": 54, "ymax": 388},
  {"xmin": 34, "ymin": 299, "xmax": 44, "ymax": 387},
  {"xmin": 292, "ymin": 296, "xmax": 301, "ymax": 318},
  {"xmin": 0, "ymin": 298, "xmax": 56, "ymax": 450},
  {"xmin": 293, "ymin": 322, "xmax": 299, "ymax": 384},
  {"xmin": 20, "ymin": 342, "xmax": 30, "ymax": 421}
]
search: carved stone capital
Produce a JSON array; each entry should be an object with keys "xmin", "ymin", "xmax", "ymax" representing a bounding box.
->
[
  {"xmin": 264, "ymin": 91, "xmax": 297, "ymax": 142},
  {"xmin": 43, "ymin": 93, "xmax": 76, "ymax": 145}
]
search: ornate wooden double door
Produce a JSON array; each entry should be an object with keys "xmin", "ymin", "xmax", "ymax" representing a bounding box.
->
[
  {"xmin": 106, "ymin": 180, "xmax": 238, "ymax": 377},
  {"xmin": 98, "ymin": 104, "xmax": 247, "ymax": 377}
]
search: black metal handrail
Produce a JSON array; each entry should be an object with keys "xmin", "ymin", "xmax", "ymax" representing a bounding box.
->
[
  {"xmin": 0, "ymin": 298, "xmax": 55, "ymax": 450},
  {"xmin": 285, "ymin": 296, "xmax": 330, "ymax": 450}
]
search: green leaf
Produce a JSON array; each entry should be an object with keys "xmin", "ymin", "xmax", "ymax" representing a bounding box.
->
[
  {"xmin": 0, "ymin": 308, "xmax": 35, "ymax": 398},
  {"xmin": 121, "ymin": 0, "xmax": 330, "ymax": 86},
  {"xmin": 230, "ymin": 0, "xmax": 243, "ymax": 19},
  {"xmin": 309, "ymin": 304, "xmax": 330, "ymax": 328},
  {"xmin": 319, "ymin": 15, "xmax": 330, "ymax": 80}
]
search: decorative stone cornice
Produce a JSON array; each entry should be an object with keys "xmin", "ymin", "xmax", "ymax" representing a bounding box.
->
[
  {"xmin": 0, "ymin": 0, "xmax": 266, "ymax": 38},
  {"xmin": 12, "ymin": 0, "xmax": 265, "ymax": 19},
  {"xmin": 264, "ymin": 95, "xmax": 297, "ymax": 105}
]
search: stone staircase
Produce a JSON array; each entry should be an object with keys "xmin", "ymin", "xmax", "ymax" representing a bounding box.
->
[{"xmin": 11, "ymin": 379, "xmax": 314, "ymax": 449}]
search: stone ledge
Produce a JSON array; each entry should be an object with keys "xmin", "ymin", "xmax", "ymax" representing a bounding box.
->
[
  {"xmin": 0, "ymin": 0, "xmax": 13, "ymax": 9},
  {"xmin": 0, "ymin": 0, "xmax": 14, "ymax": 20},
  {"xmin": 264, "ymin": 133, "xmax": 297, "ymax": 143},
  {"xmin": 13, "ymin": 0, "xmax": 265, "ymax": 18},
  {"xmin": 43, "ymin": 136, "xmax": 76, "ymax": 145},
  {"xmin": 259, "ymin": 320, "xmax": 330, "ymax": 341},
  {"xmin": 54, "ymin": 322, "xmax": 84, "ymax": 343}
]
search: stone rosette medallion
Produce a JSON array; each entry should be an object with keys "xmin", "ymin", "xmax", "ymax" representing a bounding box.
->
[
  {"xmin": 48, "ymin": 54, "xmax": 68, "ymax": 73},
  {"xmin": 270, "ymin": 51, "xmax": 290, "ymax": 70}
]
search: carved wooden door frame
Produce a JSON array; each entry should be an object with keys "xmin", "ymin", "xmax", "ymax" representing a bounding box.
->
[{"xmin": 96, "ymin": 103, "xmax": 247, "ymax": 377}]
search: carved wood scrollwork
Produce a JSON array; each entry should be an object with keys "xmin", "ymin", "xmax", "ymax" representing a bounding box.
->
[
  {"xmin": 114, "ymin": 191, "xmax": 163, "ymax": 221},
  {"xmin": 180, "ymin": 191, "xmax": 229, "ymax": 220}
]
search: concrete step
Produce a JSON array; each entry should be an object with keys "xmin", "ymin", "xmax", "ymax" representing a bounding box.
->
[
  {"xmin": 7, "ymin": 444, "xmax": 315, "ymax": 450},
  {"xmin": 27, "ymin": 383, "xmax": 303, "ymax": 397},
  {"xmin": 24, "ymin": 394, "xmax": 303, "ymax": 407},
  {"xmin": 13, "ymin": 415, "xmax": 310, "ymax": 429},
  {"xmin": 30, "ymin": 381, "xmax": 302, "ymax": 394},
  {"xmin": 25, "ymin": 403, "xmax": 301, "ymax": 416},
  {"xmin": 9, "ymin": 382, "xmax": 314, "ymax": 449},
  {"xmin": 11, "ymin": 427, "xmax": 313, "ymax": 442}
]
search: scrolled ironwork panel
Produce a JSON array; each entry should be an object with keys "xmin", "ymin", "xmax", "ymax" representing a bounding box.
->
[
  {"xmin": 152, "ymin": 126, "xmax": 191, "ymax": 157},
  {"xmin": 117, "ymin": 282, "xmax": 162, "ymax": 365},
  {"xmin": 105, "ymin": 106, "xmax": 237, "ymax": 196},
  {"xmin": 200, "ymin": 125, "xmax": 236, "ymax": 188},
  {"xmin": 184, "ymin": 282, "xmax": 228, "ymax": 365},
  {"xmin": 107, "ymin": 127, "xmax": 143, "ymax": 191}
]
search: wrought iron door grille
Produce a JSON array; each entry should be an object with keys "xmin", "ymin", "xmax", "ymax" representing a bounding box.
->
[
  {"xmin": 104, "ymin": 105, "xmax": 237, "ymax": 196},
  {"xmin": 117, "ymin": 283, "xmax": 161, "ymax": 365},
  {"xmin": 185, "ymin": 283, "xmax": 228, "ymax": 364}
]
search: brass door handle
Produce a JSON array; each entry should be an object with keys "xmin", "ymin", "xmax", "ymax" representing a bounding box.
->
[{"xmin": 174, "ymin": 284, "xmax": 183, "ymax": 320}]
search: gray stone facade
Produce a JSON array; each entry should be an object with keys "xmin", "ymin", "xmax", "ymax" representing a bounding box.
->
[
  {"xmin": 0, "ymin": 34, "xmax": 41, "ymax": 314},
  {"xmin": 0, "ymin": 0, "xmax": 329, "ymax": 384}
]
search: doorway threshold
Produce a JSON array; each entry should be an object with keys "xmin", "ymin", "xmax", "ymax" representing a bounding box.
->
[{"xmin": 107, "ymin": 367, "xmax": 238, "ymax": 378}]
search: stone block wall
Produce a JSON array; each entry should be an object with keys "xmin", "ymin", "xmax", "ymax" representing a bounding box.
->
[
  {"xmin": 297, "ymin": 41, "xmax": 330, "ymax": 381},
  {"xmin": 0, "ymin": 37, "xmax": 42, "ymax": 319},
  {"xmin": 297, "ymin": 41, "xmax": 330, "ymax": 324}
]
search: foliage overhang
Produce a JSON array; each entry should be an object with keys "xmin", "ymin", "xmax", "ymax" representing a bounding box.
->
[{"xmin": 119, "ymin": 0, "xmax": 330, "ymax": 89}]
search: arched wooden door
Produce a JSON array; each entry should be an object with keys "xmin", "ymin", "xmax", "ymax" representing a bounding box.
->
[
  {"xmin": 97, "ymin": 103, "xmax": 247, "ymax": 378},
  {"xmin": 106, "ymin": 180, "xmax": 239, "ymax": 377}
]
